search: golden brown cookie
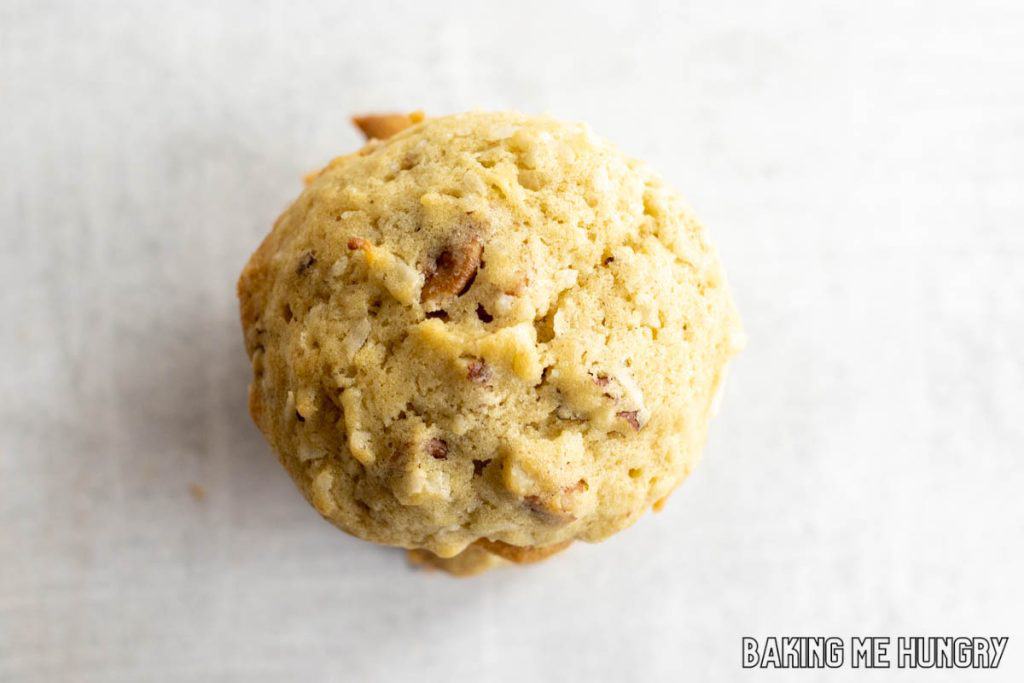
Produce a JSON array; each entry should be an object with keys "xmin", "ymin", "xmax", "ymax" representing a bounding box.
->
[{"xmin": 238, "ymin": 111, "xmax": 742, "ymax": 574}]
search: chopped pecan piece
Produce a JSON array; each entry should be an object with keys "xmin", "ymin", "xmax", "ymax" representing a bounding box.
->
[
  {"xmin": 617, "ymin": 410, "xmax": 643, "ymax": 431},
  {"xmin": 466, "ymin": 358, "xmax": 492, "ymax": 385},
  {"xmin": 425, "ymin": 438, "xmax": 448, "ymax": 460},
  {"xmin": 347, "ymin": 237, "xmax": 369, "ymax": 251},
  {"xmin": 351, "ymin": 111, "xmax": 424, "ymax": 141},
  {"xmin": 590, "ymin": 372, "xmax": 615, "ymax": 398},
  {"xmin": 421, "ymin": 234, "xmax": 483, "ymax": 307},
  {"xmin": 472, "ymin": 458, "xmax": 491, "ymax": 476},
  {"xmin": 524, "ymin": 495, "xmax": 576, "ymax": 525}
]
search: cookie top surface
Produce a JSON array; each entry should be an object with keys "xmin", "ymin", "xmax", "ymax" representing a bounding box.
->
[{"xmin": 238, "ymin": 111, "xmax": 741, "ymax": 557}]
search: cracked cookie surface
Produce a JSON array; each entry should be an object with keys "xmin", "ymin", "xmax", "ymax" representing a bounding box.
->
[{"xmin": 238, "ymin": 111, "xmax": 742, "ymax": 564}]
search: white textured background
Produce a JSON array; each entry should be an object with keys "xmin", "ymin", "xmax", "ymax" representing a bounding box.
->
[{"xmin": 2, "ymin": 1, "xmax": 1023, "ymax": 681}]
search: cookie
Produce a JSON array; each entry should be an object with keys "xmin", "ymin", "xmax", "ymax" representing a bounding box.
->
[
  {"xmin": 407, "ymin": 543, "xmax": 503, "ymax": 577},
  {"xmin": 238, "ymin": 111, "xmax": 742, "ymax": 574}
]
